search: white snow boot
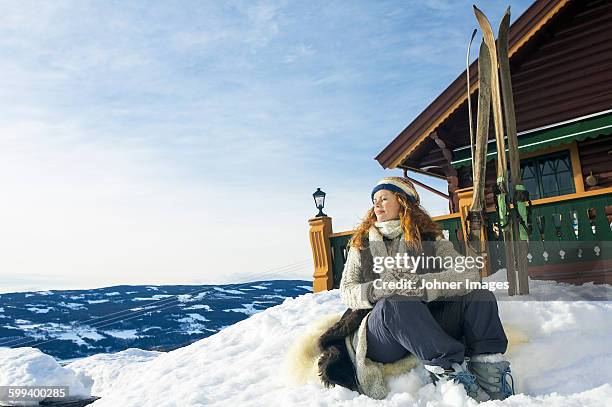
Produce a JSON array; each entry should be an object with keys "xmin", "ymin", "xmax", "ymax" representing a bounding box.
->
[
  {"xmin": 425, "ymin": 362, "xmax": 491, "ymax": 402},
  {"xmin": 467, "ymin": 354, "xmax": 515, "ymax": 400}
]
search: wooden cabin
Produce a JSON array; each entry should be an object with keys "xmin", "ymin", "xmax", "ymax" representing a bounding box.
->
[{"xmin": 310, "ymin": 0, "xmax": 612, "ymax": 292}]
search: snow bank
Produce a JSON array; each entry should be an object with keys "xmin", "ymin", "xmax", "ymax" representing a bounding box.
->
[
  {"xmin": 0, "ymin": 347, "xmax": 90, "ymax": 406},
  {"xmin": 66, "ymin": 348, "xmax": 160, "ymax": 397},
  {"xmin": 3, "ymin": 278, "xmax": 612, "ymax": 407}
]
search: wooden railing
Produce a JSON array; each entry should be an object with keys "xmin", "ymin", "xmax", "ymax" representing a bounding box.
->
[
  {"xmin": 309, "ymin": 188, "xmax": 612, "ymax": 291},
  {"xmin": 485, "ymin": 188, "xmax": 612, "ymax": 283}
]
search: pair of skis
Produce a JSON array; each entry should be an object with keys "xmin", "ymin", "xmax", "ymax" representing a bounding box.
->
[{"xmin": 466, "ymin": 6, "xmax": 530, "ymax": 295}]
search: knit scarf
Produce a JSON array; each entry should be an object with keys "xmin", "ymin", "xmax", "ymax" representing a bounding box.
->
[
  {"xmin": 373, "ymin": 219, "xmax": 402, "ymax": 240},
  {"xmin": 368, "ymin": 219, "xmax": 411, "ymax": 270}
]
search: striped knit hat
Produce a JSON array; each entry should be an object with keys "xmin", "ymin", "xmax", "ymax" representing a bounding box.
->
[{"xmin": 371, "ymin": 176, "xmax": 419, "ymax": 205}]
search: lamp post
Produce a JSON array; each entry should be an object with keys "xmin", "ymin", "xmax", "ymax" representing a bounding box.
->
[
  {"xmin": 309, "ymin": 187, "xmax": 333, "ymax": 292},
  {"xmin": 312, "ymin": 188, "xmax": 327, "ymax": 217}
]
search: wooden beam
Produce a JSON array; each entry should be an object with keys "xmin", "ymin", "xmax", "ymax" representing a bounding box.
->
[
  {"xmin": 430, "ymin": 131, "xmax": 454, "ymax": 163},
  {"xmin": 402, "ymin": 165, "xmax": 447, "ymax": 180},
  {"xmin": 429, "ymin": 131, "xmax": 460, "ymax": 212},
  {"xmin": 402, "ymin": 169, "xmax": 450, "ymax": 200}
]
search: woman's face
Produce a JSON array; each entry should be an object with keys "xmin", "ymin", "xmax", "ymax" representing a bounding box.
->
[{"xmin": 373, "ymin": 190, "xmax": 401, "ymax": 222}]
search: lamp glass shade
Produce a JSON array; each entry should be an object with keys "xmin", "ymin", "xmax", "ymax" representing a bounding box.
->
[{"xmin": 313, "ymin": 188, "xmax": 325, "ymax": 209}]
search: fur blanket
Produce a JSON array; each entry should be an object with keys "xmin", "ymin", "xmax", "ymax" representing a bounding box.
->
[
  {"xmin": 283, "ymin": 309, "xmax": 419, "ymax": 399},
  {"xmin": 283, "ymin": 311, "xmax": 527, "ymax": 399},
  {"xmin": 317, "ymin": 308, "xmax": 369, "ymax": 391}
]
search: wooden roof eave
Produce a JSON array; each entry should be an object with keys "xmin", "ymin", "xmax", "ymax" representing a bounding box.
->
[{"xmin": 375, "ymin": 0, "xmax": 571, "ymax": 170}]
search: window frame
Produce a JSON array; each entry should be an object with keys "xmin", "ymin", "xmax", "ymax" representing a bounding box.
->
[{"xmin": 509, "ymin": 149, "xmax": 576, "ymax": 200}]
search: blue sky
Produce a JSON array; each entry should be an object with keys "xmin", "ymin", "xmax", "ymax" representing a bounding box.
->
[{"xmin": 0, "ymin": 0, "xmax": 532, "ymax": 291}]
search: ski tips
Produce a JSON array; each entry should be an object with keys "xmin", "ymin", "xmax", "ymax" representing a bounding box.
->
[
  {"xmin": 479, "ymin": 39, "xmax": 488, "ymax": 54},
  {"xmin": 499, "ymin": 7, "xmax": 511, "ymax": 37},
  {"xmin": 469, "ymin": 29, "xmax": 477, "ymax": 50},
  {"xmin": 473, "ymin": 5, "xmax": 493, "ymax": 28},
  {"xmin": 473, "ymin": 5, "xmax": 511, "ymax": 20},
  {"xmin": 478, "ymin": 40, "xmax": 490, "ymax": 66},
  {"xmin": 501, "ymin": 7, "xmax": 511, "ymax": 26},
  {"xmin": 467, "ymin": 29, "xmax": 478, "ymax": 65}
]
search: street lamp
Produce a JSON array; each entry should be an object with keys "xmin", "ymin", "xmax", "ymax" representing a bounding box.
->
[{"xmin": 312, "ymin": 188, "xmax": 327, "ymax": 217}]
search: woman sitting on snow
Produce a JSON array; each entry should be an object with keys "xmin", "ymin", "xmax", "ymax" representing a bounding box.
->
[{"xmin": 318, "ymin": 176, "xmax": 513, "ymax": 402}]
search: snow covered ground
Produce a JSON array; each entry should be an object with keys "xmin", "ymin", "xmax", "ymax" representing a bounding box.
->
[{"xmin": 1, "ymin": 277, "xmax": 611, "ymax": 406}]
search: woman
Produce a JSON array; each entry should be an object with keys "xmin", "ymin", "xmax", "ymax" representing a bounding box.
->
[{"xmin": 338, "ymin": 176, "xmax": 513, "ymax": 402}]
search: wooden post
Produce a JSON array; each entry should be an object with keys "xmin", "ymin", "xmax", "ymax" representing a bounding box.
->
[
  {"xmin": 457, "ymin": 187, "xmax": 491, "ymax": 277},
  {"xmin": 429, "ymin": 132, "xmax": 460, "ymax": 213},
  {"xmin": 309, "ymin": 216, "xmax": 334, "ymax": 292},
  {"xmin": 457, "ymin": 187, "xmax": 474, "ymax": 242}
]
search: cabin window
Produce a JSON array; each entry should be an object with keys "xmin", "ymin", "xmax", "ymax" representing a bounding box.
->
[{"xmin": 508, "ymin": 150, "xmax": 575, "ymax": 200}]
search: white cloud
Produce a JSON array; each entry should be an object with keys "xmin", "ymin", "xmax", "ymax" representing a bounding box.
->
[{"xmin": 283, "ymin": 43, "xmax": 315, "ymax": 64}]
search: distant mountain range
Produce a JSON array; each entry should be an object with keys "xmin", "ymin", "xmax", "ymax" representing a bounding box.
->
[{"xmin": 0, "ymin": 280, "xmax": 312, "ymax": 361}]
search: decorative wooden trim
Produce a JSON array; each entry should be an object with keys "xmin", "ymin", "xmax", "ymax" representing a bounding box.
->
[
  {"xmin": 429, "ymin": 131, "xmax": 460, "ymax": 211},
  {"xmin": 309, "ymin": 216, "xmax": 334, "ymax": 292},
  {"xmin": 430, "ymin": 131, "xmax": 454, "ymax": 163},
  {"xmin": 510, "ymin": 0, "xmax": 570, "ymax": 57}
]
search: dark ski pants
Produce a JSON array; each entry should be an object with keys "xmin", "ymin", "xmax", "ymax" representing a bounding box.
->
[{"xmin": 365, "ymin": 289, "xmax": 507, "ymax": 369}]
